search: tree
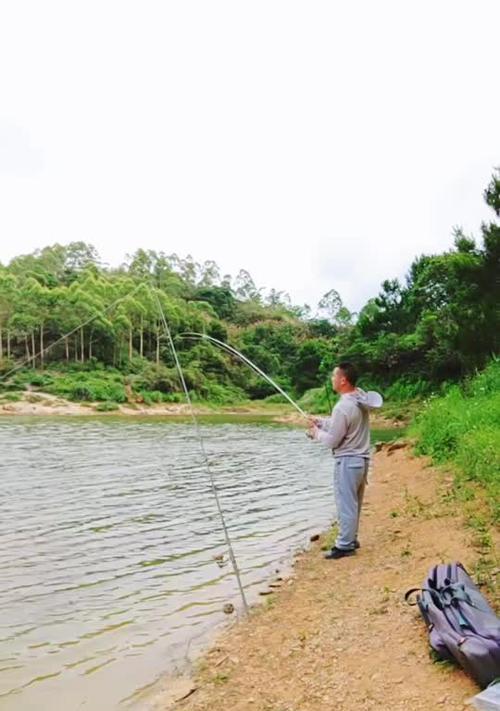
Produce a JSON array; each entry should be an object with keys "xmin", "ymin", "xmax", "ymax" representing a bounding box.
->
[
  {"xmin": 317, "ymin": 288, "xmax": 353, "ymax": 328},
  {"xmin": 292, "ymin": 339, "xmax": 331, "ymax": 394},
  {"xmin": 198, "ymin": 260, "xmax": 221, "ymax": 287},
  {"xmin": 234, "ymin": 269, "xmax": 261, "ymax": 301},
  {"xmin": 126, "ymin": 249, "xmax": 155, "ymax": 281},
  {"xmin": 192, "ymin": 285, "xmax": 236, "ymax": 320},
  {"xmin": 0, "ymin": 171, "xmax": 497, "ymax": 400},
  {"xmin": 0, "ymin": 272, "xmax": 17, "ymax": 361},
  {"xmin": 317, "ymin": 288, "xmax": 342, "ymax": 322},
  {"xmin": 484, "ymin": 167, "xmax": 500, "ymax": 216}
]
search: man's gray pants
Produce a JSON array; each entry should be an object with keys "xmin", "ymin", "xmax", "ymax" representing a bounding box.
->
[{"xmin": 333, "ymin": 455, "xmax": 369, "ymax": 551}]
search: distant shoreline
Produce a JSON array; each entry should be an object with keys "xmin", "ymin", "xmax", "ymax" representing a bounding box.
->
[{"xmin": 0, "ymin": 391, "xmax": 402, "ymax": 429}]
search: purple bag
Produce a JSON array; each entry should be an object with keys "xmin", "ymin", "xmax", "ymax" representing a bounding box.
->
[{"xmin": 406, "ymin": 562, "xmax": 500, "ymax": 688}]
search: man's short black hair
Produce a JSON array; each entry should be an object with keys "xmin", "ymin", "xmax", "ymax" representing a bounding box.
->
[{"xmin": 337, "ymin": 361, "xmax": 359, "ymax": 386}]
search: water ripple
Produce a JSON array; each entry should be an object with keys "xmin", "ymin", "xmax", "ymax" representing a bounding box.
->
[{"xmin": 0, "ymin": 417, "xmax": 335, "ymax": 711}]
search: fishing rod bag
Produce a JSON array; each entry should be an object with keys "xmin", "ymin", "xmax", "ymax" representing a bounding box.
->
[{"xmin": 405, "ymin": 562, "xmax": 500, "ymax": 688}]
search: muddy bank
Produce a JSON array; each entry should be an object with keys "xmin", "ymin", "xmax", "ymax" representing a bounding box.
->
[{"xmin": 155, "ymin": 446, "xmax": 498, "ymax": 711}]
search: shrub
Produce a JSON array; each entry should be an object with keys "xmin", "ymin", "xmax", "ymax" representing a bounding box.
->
[
  {"xmin": 45, "ymin": 372, "xmax": 127, "ymax": 402},
  {"xmin": 130, "ymin": 363, "xmax": 179, "ymax": 394},
  {"xmin": 263, "ymin": 393, "xmax": 288, "ymax": 404},
  {"xmin": 198, "ymin": 381, "xmax": 247, "ymax": 404},
  {"xmin": 95, "ymin": 401, "xmax": 120, "ymax": 412},
  {"xmin": 298, "ymin": 386, "xmax": 336, "ymax": 414},
  {"xmin": 0, "ymin": 391, "xmax": 23, "ymax": 402},
  {"xmin": 411, "ymin": 360, "xmax": 500, "ymax": 522},
  {"xmin": 384, "ymin": 377, "xmax": 435, "ymax": 401},
  {"xmin": 28, "ymin": 373, "xmax": 54, "ymax": 388}
]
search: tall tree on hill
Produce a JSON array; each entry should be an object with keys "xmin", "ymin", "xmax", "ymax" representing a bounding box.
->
[{"xmin": 0, "ymin": 272, "xmax": 17, "ymax": 361}]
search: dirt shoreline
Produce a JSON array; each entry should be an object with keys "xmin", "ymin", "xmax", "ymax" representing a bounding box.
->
[
  {"xmin": 0, "ymin": 392, "xmax": 400, "ymax": 429},
  {"xmin": 154, "ymin": 447, "xmax": 498, "ymax": 711}
]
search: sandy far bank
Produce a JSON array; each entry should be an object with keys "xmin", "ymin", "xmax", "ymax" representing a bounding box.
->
[
  {"xmin": 154, "ymin": 446, "xmax": 498, "ymax": 711},
  {"xmin": 0, "ymin": 392, "xmax": 400, "ymax": 429},
  {"xmin": 0, "ymin": 392, "xmax": 283, "ymax": 418}
]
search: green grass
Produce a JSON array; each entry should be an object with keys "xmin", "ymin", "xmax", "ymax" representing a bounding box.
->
[
  {"xmin": 0, "ymin": 391, "xmax": 23, "ymax": 402},
  {"xmin": 95, "ymin": 401, "xmax": 120, "ymax": 412},
  {"xmin": 297, "ymin": 386, "xmax": 334, "ymax": 415},
  {"xmin": 298, "ymin": 376, "xmax": 438, "ymax": 423},
  {"xmin": 0, "ymin": 366, "xmax": 128, "ymax": 403},
  {"xmin": 46, "ymin": 372, "xmax": 127, "ymax": 403},
  {"xmin": 321, "ymin": 523, "xmax": 338, "ymax": 551},
  {"xmin": 0, "ymin": 361, "xmax": 250, "ymax": 407},
  {"xmin": 371, "ymin": 427, "xmax": 407, "ymax": 442},
  {"xmin": 410, "ymin": 360, "xmax": 500, "ymax": 524},
  {"xmin": 212, "ymin": 672, "xmax": 229, "ymax": 685}
]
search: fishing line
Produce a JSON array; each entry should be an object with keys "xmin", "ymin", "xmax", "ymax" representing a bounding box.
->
[
  {"xmin": 0, "ymin": 281, "xmax": 146, "ymax": 383},
  {"xmin": 180, "ymin": 332, "xmax": 309, "ymax": 420},
  {"xmin": 178, "ymin": 332, "xmax": 316, "ymax": 498},
  {"xmin": 0, "ymin": 279, "xmax": 251, "ymax": 612},
  {"xmin": 324, "ymin": 381, "xmax": 333, "ymax": 412},
  {"xmin": 0, "ymin": 278, "xmax": 308, "ymax": 614},
  {"xmin": 152, "ymin": 291, "xmax": 249, "ymax": 614}
]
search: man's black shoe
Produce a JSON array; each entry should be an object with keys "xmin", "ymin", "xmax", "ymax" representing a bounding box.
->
[
  {"xmin": 324, "ymin": 546, "xmax": 356, "ymax": 560},
  {"xmin": 354, "ymin": 540, "xmax": 360, "ymax": 549}
]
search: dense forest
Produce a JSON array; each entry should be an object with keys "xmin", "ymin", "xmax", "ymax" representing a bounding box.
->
[{"xmin": 0, "ymin": 171, "xmax": 498, "ymax": 406}]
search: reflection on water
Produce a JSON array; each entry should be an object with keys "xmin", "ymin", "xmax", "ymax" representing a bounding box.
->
[{"xmin": 0, "ymin": 418, "xmax": 342, "ymax": 711}]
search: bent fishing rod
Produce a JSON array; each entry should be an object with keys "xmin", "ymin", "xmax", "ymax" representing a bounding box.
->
[{"xmin": 179, "ymin": 332, "xmax": 309, "ymax": 420}]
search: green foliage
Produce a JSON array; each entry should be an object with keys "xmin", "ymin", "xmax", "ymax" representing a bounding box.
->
[
  {"xmin": 137, "ymin": 389, "xmax": 184, "ymax": 404},
  {"xmin": 0, "ymin": 369, "xmax": 52, "ymax": 392},
  {"xmin": 344, "ymin": 172, "xmax": 500, "ymax": 383},
  {"xmin": 95, "ymin": 401, "xmax": 120, "ymax": 411},
  {"xmin": 45, "ymin": 371, "xmax": 127, "ymax": 402},
  {"xmin": 0, "ymin": 170, "xmax": 498, "ymax": 411},
  {"xmin": 192, "ymin": 286, "xmax": 236, "ymax": 320},
  {"xmin": 0, "ymin": 391, "xmax": 22, "ymax": 402},
  {"xmin": 298, "ymin": 386, "xmax": 335, "ymax": 414},
  {"xmin": 263, "ymin": 393, "xmax": 289, "ymax": 404},
  {"xmin": 197, "ymin": 380, "xmax": 247, "ymax": 404},
  {"xmin": 129, "ymin": 362, "xmax": 179, "ymax": 393},
  {"xmin": 292, "ymin": 339, "xmax": 331, "ymax": 394},
  {"xmin": 384, "ymin": 378, "xmax": 436, "ymax": 401},
  {"xmin": 27, "ymin": 373, "xmax": 55, "ymax": 388},
  {"xmin": 411, "ymin": 360, "xmax": 500, "ymax": 522}
]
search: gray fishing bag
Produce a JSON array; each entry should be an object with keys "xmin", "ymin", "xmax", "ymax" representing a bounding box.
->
[{"xmin": 406, "ymin": 562, "xmax": 500, "ymax": 688}]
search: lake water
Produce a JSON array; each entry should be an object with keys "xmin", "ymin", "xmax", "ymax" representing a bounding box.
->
[{"xmin": 0, "ymin": 417, "xmax": 397, "ymax": 711}]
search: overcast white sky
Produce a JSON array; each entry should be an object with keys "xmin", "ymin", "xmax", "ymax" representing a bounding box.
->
[{"xmin": 0, "ymin": 1, "xmax": 498, "ymax": 312}]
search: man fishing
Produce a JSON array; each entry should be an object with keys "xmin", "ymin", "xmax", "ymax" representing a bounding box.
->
[{"xmin": 307, "ymin": 362, "xmax": 383, "ymax": 559}]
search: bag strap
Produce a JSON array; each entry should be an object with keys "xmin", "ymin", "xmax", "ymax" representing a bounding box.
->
[
  {"xmin": 405, "ymin": 587, "xmax": 443, "ymax": 608},
  {"xmin": 405, "ymin": 583, "xmax": 477, "ymax": 611},
  {"xmin": 404, "ymin": 588, "xmax": 421, "ymax": 606},
  {"xmin": 441, "ymin": 583, "xmax": 473, "ymax": 605}
]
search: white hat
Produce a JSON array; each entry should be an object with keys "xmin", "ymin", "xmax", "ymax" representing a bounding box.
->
[{"xmin": 366, "ymin": 391, "xmax": 383, "ymax": 408}]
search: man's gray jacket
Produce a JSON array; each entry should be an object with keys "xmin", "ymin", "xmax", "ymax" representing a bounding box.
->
[{"xmin": 313, "ymin": 388, "xmax": 383, "ymax": 458}]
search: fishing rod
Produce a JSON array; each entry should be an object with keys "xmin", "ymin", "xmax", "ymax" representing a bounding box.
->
[
  {"xmin": 0, "ymin": 280, "xmax": 262, "ymax": 614},
  {"xmin": 180, "ymin": 332, "xmax": 309, "ymax": 420},
  {"xmin": 324, "ymin": 381, "xmax": 333, "ymax": 412},
  {"xmin": 152, "ymin": 293, "xmax": 250, "ymax": 614}
]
